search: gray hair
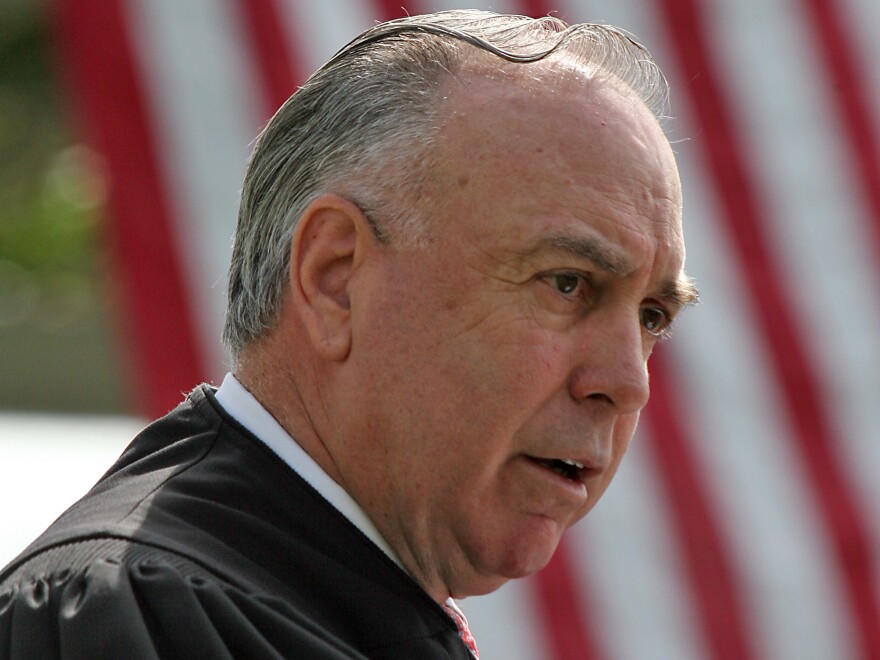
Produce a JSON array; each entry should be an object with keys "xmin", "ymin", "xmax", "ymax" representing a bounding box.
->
[{"xmin": 223, "ymin": 9, "xmax": 669, "ymax": 362}]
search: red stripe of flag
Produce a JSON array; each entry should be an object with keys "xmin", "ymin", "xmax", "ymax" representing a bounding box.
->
[
  {"xmin": 655, "ymin": 0, "xmax": 880, "ymax": 657},
  {"xmin": 236, "ymin": 0, "xmax": 304, "ymax": 121},
  {"xmin": 533, "ymin": 541, "xmax": 605, "ymax": 660},
  {"xmin": 645, "ymin": 352, "xmax": 758, "ymax": 660},
  {"xmin": 802, "ymin": 3, "xmax": 880, "ymax": 654},
  {"xmin": 519, "ymin": 0, "xmax": 555, "ymax": 18},
  {"xmin": 53, "ymin": 0, "xmax": 208, "ymax": 418},
  {"xmin": 804, "ymin": 0, "xmax": 880, "ymax": 281},
  {"xmin": 373, "ymin": 0, "xmax": 413, "ymax": 21}
]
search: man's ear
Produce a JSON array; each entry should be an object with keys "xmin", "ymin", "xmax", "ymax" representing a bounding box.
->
[{"xmin": 290, "ymin": 194, "xmax": 375, "ymax": 361}]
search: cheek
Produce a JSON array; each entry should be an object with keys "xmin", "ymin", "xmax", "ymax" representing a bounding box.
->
[
  {"xmin": 477, "ymin": 323, "xmax": 572, "ymax": 379},
  {"xmin": 359, "ymin": 267, "xmax": 577, "ymax": 436},
  {"xmin": 447, "ymin": 342, "xmax": 577, "ymax": 477},
  {"xmin": 444, "ymin": 336, "xmax": 573, "ymax": 448}
]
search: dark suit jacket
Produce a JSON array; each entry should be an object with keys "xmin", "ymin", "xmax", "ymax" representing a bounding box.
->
[{"xmin": 0, "ymin": 386, "xmax": 471, "ymax": 659}]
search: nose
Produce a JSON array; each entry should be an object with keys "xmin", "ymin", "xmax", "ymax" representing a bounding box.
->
[{"xmin": 568, "ymin": 310, "xmax": 651, "ymax": 414}]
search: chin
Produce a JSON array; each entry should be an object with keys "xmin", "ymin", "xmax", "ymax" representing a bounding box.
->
[
  {"xmin": 466, "ymin": 525, "xmax": 563, "ymax": 596},
  {"xmin": 457, "ymin": 545, "xmax": 557, "ymax": 599},
  {"xmin": 500, "ymin": 539, "xmax": 559, "ymax": 580}
]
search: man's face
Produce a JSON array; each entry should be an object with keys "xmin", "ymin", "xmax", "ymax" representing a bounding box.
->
[{"xmin": 338, "ymin": 69, "xmax": 688, "ymax": 600}]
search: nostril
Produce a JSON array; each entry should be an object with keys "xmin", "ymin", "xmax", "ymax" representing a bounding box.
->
[{"xmin": 585, "ymin": 392, "xmax": 614, "ymax": 405}]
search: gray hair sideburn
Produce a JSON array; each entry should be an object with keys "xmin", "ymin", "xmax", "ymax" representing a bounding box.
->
[{"xmin": 223, "ymin": 9, "xmax": 669, "ymax": 363}]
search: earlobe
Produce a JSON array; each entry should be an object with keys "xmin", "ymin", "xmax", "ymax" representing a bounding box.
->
[{"xmin": 290, "ymin": 194, "xmax": 372, "ymax": 361}]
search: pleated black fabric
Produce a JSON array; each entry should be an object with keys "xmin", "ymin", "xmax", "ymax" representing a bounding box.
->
[{"xmin": 0, "ymin": 387, "xmax": 469, "ymax": 659}]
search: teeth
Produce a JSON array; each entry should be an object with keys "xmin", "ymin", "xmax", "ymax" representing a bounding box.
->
[
  {"xmin": 530, "ymin": 456, "xmax": 587, "ymax": 481},
  {"xmin": 559, "ymin": 459, "xmax": 584, "ymax": 470}
]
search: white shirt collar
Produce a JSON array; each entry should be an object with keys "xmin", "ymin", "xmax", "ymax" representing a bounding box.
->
[{"xmin": 214, "ymin": 372, "xmax": 404, "ymax": 568}]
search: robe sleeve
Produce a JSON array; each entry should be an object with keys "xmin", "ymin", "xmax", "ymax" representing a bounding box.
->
[{"xmin": 0, "ymin": 553, "xmax": 365, "ymax": 659}]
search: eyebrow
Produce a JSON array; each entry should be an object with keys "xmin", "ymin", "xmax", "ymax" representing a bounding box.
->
[
  {"xmin": 531, "ymin": 235, "xmax": 632, "ymax": 275},
  {"xmin": 523, "ymin": 234, "xmax": 701, "ymax": 309},
  {"xmin": 660, "ymin": 276, "xmax": 701, "ymax": 309}
]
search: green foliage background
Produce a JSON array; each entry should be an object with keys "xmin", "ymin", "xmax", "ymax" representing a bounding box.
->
[{"xmin": 0, "ymin": 0, "xmax": 128, "ymax": 413}]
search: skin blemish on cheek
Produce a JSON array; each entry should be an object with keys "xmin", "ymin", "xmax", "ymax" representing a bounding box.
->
[{"xmin": 458, "ymin": 175, "xmax": 470, "ymax": 188}]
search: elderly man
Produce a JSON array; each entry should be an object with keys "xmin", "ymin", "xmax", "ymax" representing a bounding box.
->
[{"xmin": 0, "ymin": 10, "xmax": 696, "ymax": 659}]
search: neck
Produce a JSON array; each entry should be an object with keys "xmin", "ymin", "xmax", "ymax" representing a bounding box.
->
[{"xmin": 234, "ymin": 341, "xmax": 346, "ymax": 488}]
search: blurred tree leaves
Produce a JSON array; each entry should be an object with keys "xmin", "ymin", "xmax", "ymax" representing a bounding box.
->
[
  {"xmin": 0, "ymin": 0, "xmax": 128, "ymax": 412},
  {"xmin": 0, "ymin": 0, "xmax": 99, "ymax": 277}
]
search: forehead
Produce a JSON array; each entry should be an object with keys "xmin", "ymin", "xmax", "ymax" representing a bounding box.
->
[{"xmin": 422, "ymin": 66, "xmax": 684, "ymax": 265}]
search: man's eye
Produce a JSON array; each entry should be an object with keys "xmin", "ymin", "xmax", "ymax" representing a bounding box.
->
[
  {"xmin": 549, "ymin": 273, "xmax": 582, "ymax": 296},
  {"xmin": 640, "ymin": 306, "xmax": 671, "ymax": 337}
]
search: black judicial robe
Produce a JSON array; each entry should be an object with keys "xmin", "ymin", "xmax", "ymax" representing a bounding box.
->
[{"xmin": 0, "ymin": 386, "xmax": 472, "ymax": 659}]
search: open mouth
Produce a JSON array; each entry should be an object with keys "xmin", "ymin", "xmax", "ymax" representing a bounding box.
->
[{"xmin": 529, "ymin": 457, "xmax": 586, "ymax": 483}]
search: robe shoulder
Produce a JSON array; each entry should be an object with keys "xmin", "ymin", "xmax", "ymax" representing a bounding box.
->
[
  {"xmin": 0, "ymin": 387, "xmax": 471, "ymax": 659},
  {"xmin": 0, "ymin": 539, "xmax": 365, "ymax": 659}
]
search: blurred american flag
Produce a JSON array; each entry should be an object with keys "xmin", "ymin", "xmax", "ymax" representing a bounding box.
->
[{"xmin": 54, "ymin": 1, "xmax": 880, "ymax": 658}]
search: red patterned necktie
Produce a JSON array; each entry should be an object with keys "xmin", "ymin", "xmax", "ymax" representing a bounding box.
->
[{"xmin": 443, "ymin": 602, "xmax": 480, "ymax": 659}]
